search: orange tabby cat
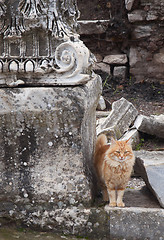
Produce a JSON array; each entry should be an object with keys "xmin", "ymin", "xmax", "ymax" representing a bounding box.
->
[{"xmin": 94, "ymin": 134, "xmax": 135, "ymax": 207}]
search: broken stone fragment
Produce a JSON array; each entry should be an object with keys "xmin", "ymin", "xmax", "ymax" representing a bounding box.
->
[
  {"xmin": 93, "ymin": 62, "xmax": 111, "ymax": 75},
  {"xmin": 125, "ymin": 0, "xmax": 135, "ymax": 11},
  {"xmin": 120, "ymin": 129, "xmax": 140, "ymax": 149},
  {"xmin": 134, "ymin": 150, "xmax": 164, "ymax": 208},
  {"xmin": 132, "ymin": 25, "xmax": 153, "ymax": 39},
  {"xmin": 128, "ymin": 10, "xmax": 146, "ymax": 23},
  {"xmin": 77, "ymin": 20, "xmax": 109, "ymax": 35},
  {"xmin": 99, "ymin": 98, "xmax": 138, "ymax": 139},
  {"xmin": 134, "ymin": 114, "xmax": 164, "ymax": 138},
  {"xmin": 103, "ymin": 54, "xmax": 128, "ymax": 65},
  {"xmin": 106, "ymin": 206, "xmax": 164, "ymax": 239},
  {"xmin": 96, "ymin": 96, "xmax": 106, "ymax": 111}
]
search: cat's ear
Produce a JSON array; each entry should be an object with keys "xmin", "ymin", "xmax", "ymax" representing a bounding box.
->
[
  {"xmin": 110, "ymin": 136, "xmax": 117, "ymax": 145},
  {"xmin": 125, "ymin": 137, "xmax": 132, "ymax": 145}
]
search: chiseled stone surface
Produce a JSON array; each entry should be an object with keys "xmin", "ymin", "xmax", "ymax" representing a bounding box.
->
[
  {"xmin": 100, "ymin": 97, "xmax": 138, "ymax": 139},
  {"xmin": 0, "ymin": 0, "xmax": 94, "ymax": 86},
  {"xmin": 120, "ymin": 129, "xmax": 140, "ymax": 149},
  {"xmin": 134, "ymin": 114, "xmax": 164, "ymax": 138},
  {"xmin": 0, "ymin": 76, "xmax": 102, "ymax": 228},
  {"xmin": 134, "ymin": 150, "xmax": 164, "ymax": 208},
  {"xmin": 103, "ymin": 54, "xmax": 128, "ymax": 65},
  {"xmin": 1, "ymin": 203, "xmax": 163, "ymax": 239},
  {"xmin": 105, "ymin": 206, "xmax": 164, "ymax": 240}
]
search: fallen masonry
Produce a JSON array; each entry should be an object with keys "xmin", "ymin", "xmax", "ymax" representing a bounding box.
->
[
  {"xmin": 96, "ymin": 97, "xmax": 164, "ymax": 209},
  {"xmin": 97, "ymin": 97, "xmax": 138, "ymax": 139},
  {"xmin": 134, "ymin": 151, "xmax": 164, "ymax": 208},
  {"xmin": 134, "ymin": 114, "xmax": 164, "ymax": 139}
]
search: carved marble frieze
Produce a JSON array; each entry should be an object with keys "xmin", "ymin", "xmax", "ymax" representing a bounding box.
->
[{"xmin": 0, "ymin": 0, "xmax": 93, "ymax": 86}]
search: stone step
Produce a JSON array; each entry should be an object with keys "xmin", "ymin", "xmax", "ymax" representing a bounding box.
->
[
  {"xmin": 0, "ymin": 201, "xmax": 163, "ymax": 240},
  {"xmin": 105, "ymin": 206, "xmax": 164, "ymax": 240}
]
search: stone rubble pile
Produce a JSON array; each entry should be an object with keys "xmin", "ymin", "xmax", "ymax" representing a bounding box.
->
[{"xmin": 96, "ymin": 97, "xmax": 164, "ymax": 208}]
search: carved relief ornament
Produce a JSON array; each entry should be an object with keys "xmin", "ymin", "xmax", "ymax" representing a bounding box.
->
[{"xmin": 0, "ymin": 0, "xmax": 93, "ymax": 86}]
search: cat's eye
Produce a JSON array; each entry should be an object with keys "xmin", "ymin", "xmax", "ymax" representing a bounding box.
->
[
  {"xmin": 124, "ymin": 151, "xmax": 129, "ymax": 154},
  {"xmin": 116, "ymin": 151, "xmax": 120, "ymax": 154}
]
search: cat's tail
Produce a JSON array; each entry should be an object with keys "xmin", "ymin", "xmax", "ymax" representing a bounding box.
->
[{"xmin": 95, "ymin": 134, "xmax": 108, "ymax": 156}]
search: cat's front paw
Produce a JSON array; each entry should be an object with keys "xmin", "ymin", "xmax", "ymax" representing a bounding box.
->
[
  {"xmin": 109, "ymin": 202, "xmax": 117, "ymax": 207},
  {"xmin": 117, "ymin": 201, "xmax": 125, "ymax": 207}
]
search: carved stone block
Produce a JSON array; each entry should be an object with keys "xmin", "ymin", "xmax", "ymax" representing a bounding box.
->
[
  {"xmin": 0, "ymin": 0, "xmax": 94, "ymax": 86},
  {"xmin": 0, "ymin": 76, "xmax": 101, "ymax": 212},
  {"xmin": 99, "ymin": 97, "xmax": 138, "ymax": 139}
]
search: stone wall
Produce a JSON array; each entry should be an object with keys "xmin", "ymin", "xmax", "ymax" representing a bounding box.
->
[{"xmin": 78, "ymin": 0, "xmax": 164, "ymax": 84}]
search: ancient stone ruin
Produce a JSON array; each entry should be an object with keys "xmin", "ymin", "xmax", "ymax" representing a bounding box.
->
[
  {"xmin": 97, "ymin": 97, "xmax": 164, "ymax": 208},
  {"xmin": 0, "ymin": 0, "xmax": 102, "ymax": 234},
  {"xmin": 0, "ymin": 1, "xmax": 164, "ymax": 240},
  {"xmin": 0, "ymin": 0, "xmax": 95, "ymax": 86}
]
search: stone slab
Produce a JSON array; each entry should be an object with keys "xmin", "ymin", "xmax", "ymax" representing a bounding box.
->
[
  {"xmin": 125, "ymin": 0, "xmax": 135, "ymax": 11},
  {"xmin": 77, "ymin": 20, "xmax": 109, "ymax": 35},
  {"xmin": 103, "ymin": 54, "xmax": 128, "ymax": 65},
  {"xmin": 128, "ymin": 10, "xmax": 146, "ymax": 22},
  {"xmin": 134, "ymin": 151, "xmax": 164, "ymax": 208},
  {"xmin": 120, "ymin": 129, "xmax": 140, "ymax": 149},
  {"xmin": 0, "ymin": 204, "xmax": 164, "ymax": 240},
  {"xmin": 105, "ymin": 206, "xmax": 164, "ymax": 240},
  {"xmin": 93, "ymin": 62, "xmax": 111, "ymax": 75},
  {"xmin": 100, "ymin": 97, "xmax": 138, "ymax": 139},
  {"xmin": 134, "ymin": 114, "xmax": 164, "ymax": 138},
  {"xmin": 113, "ymin": 66, "xmax": 127, "ymax": 79}
]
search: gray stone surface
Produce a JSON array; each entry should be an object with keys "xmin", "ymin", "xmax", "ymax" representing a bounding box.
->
[
  {"xmin": 100, "ymin": 97, "xmax": 138, "ymax": 139},
  {"xmin": 0, "ymin": 76, "xmax": 101, "ymax": 227},
  {"xmin": 103, "ymin": 54, "xmax": 128, "ymax": 65},
  {"xmin": 135, "ymin": 151, "xmax": 164, "ymax": 208},
  {"xmin": 120, "ymin": 129, "xmax": 140, "ymax": 149},
  {"xmin": 0, "ymin": 204, "xmax": 164, "ymax": 239},
  {"xmin": 77, "ymin": 20, "xmax": 109, "ymax": 35},
  {"xmin": 125, "ymin": 0, "xmax": 135, "ymax": 11},
  {"xmin": 93, "ymin": 62, "xmax": 111, "ymax": 75},
  {"xmin": 105, "ymin": 206, "xmax": 164, "ymax": 240},
  {"xmin": 134, "ymin": 114, "xmax": 164, "ymax": 138},
  {"xmin": 128, "ymin": 10, "xmax": 146, "ymax": 22},
  {"xmin": 96, "ymin": 96, "xmax": 106, "ymax": 111},
  {"xmin": 113, "ymin": 66, "xmax": 127, "ymax": 79}
]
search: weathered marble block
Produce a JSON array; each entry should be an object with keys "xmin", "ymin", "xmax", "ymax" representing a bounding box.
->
[
  {"xmin": 134, "ymin": 114, "xmax": 164, "ymax": 138},
  {"xmin": 0, "ymin": 76, "xmax": 101, "ymax": 210},
  {"xmin": 99, "ymin": 97, "xmax": 138, "ymax": 139}
]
